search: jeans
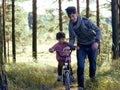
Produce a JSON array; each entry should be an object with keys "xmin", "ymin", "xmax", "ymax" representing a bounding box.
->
[{"xmin": 77, "ymin": 44, "xmax": 97, "ymax": 88}]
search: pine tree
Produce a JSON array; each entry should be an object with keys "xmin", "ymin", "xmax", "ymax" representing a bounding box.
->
[
  {"xmin": 32, "ymin": 0, "xmax": 37, "ymax": 60},
  {"xmin": 111, "ymin": 0, "xmax": 119, "ymax": 59},
  {"xmin": 12, "ymin": 0, "xmax": 16, "ymax": 63}
]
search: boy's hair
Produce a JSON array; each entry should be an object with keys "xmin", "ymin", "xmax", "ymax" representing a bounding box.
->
[
  {"xmin": 65, "ymin": 6, "xmax": 76, "ymax": 15},
  {"xmin": 56, "ymin": 32, "xmax": 65, "ymax": 40}
]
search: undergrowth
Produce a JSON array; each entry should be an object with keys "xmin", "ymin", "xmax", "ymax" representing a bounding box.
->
[{"xmin": 5, "ymin": 60, "xmax": 120, "ymax": 90}]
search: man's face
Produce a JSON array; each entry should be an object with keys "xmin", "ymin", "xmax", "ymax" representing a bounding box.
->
[{"xmin": 68, "ymin": 13, "xmax": 78, "ymax": 23}]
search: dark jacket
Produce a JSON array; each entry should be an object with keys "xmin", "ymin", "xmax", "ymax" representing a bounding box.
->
[{"xmin": 68, "ymin": 15, "xmax": 102, "ymax": 46}]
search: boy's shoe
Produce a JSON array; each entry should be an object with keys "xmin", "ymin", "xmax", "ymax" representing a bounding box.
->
[
  {"xmin": 57, "ymin": 75, "xmax": 62, "ymax": 81},
  {"xmin": 70, "ymin": 75, "xmax": 75, "ymax": 82},
  {"xmin": 78, "ymin": 87, "xmax": 84, "ymax": 90}
]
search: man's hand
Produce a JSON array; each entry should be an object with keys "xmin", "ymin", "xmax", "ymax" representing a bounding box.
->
[
  {"xmin": 75, "ymin": 46, "xmax": 80, "ymax": 50},
  {"xmin": 63, "ymin": 46, "xmax": 71, "ymax": 55},
  {"xmin": 92, "ymin": 42, "xmax": 98, "ymax": 50},
  {"xmin": 63, "ymin": 46, "xmax": 70, "ymax": 51},
  {"xmin": 49, "ymin": 48, "xmax": 55, "ymax": 53}
]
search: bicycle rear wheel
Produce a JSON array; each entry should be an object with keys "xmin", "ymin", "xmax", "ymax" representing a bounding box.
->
[{"xmin": 64, "ymin": 71, "xmax": 70, "ymax": 90}]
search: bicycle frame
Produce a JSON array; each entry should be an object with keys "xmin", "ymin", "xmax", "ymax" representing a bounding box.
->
[
  {"xmin": 56, "ymin": 50, "xmax": 72, "ymax": 90},
  {"xmin": 63, "ymin": 57, "xmax": 72, "ymax": 90}
]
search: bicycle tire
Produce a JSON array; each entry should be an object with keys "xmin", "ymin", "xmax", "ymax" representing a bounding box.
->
[{"xmin": 64, "ymin": 71, "xmax": 70, "ymax": 90}]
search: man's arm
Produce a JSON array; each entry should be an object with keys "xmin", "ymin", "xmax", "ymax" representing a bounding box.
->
[
  {"xmin": 68, "ymin": 22, "xmax": 76, "ymax": 47},
  {"xmin": 85, "ymin": 19, "xmax": 102, "ymax": 50},
  {"xmin": 87, "ymin": 19, "xmax": 102, "ymax": 43}
]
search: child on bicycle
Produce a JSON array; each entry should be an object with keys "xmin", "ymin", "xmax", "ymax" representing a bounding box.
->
[{"xmin": 49, "ymin": 32, "xmax": 75, "ymax": 81}]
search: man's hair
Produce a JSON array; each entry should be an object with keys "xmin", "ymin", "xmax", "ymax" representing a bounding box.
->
[
  {"xmin": 56, "ymin": 32, "xmax": 65, "ymax": 40},
  {"xmin": 65, "ymin": 6, "xmax": 76, "ymax": 15}
]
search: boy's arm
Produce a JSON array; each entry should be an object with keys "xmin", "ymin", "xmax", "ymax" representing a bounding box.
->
[
  {"xmin": 49, "ymin": 43, "xmax": 58, "ymax": 53},
  {"xmin": 49, "ymin": 48, "xmax": 55, "ymax": 53}
]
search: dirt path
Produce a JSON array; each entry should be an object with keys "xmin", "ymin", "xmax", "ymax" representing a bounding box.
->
[{"xmin": 53, "ymin": 82, "xmax": 78, "ymax": 90}]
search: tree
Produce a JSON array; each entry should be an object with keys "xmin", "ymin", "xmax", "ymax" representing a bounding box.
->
[
  {"xmin": 96, "ymin": 0, "xmax": 100, "ymax": 27},
  {"xmin": 12, "ymin": 0, "xmax": 16, "ymax": 63},
  {"xmin": 117, "ymin": 0, "xmax": 120, "ymax": 56},
  {"xmin": 2, "ymin": 0, "xmax": 7, "ymax": 63},
  {"xmin": 96, "ymin": 0, "xmax": 101, "ymax": 53},
  {"xmin": 117, "ymin": 0, "xmax": 120, "ymax": 24},
  {"xmin": 111, "ymin": 0, "xmax": 119, "ymax": 59},
  {"xmin": 77, "ymin": 0, "xmax": 80, "ymax": 14},
  {"xmin": 32, "ymin": 0, "xmax": 37, "ymax": 60},
  {"xmin": 58, "ymin": 0, "xmax": 63, "ymax": 31},
  {"xmin": 0, "ymin": 8, "xmax": 4, "ymax": 74},
  {"xmin": 0, "ymin": 7, "xmax": 8, "ymax": 90},
  {"xmin": 86, "ymin": 0, "xmax": 89, "ymax": 18}
]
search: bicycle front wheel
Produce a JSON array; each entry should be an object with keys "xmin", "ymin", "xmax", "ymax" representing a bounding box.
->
[{"xmin": 64, "ymin": 71, "xmax": 70, "ymax": 90}]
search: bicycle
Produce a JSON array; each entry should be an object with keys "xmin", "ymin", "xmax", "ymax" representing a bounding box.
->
[{"xmin": 56, "ymin": 48, "xmax": 74, "ymax": 90}]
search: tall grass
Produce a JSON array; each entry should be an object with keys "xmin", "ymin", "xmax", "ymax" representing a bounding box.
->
[
  {"xmin": 6, "ymin": 62, "xmax": 58, "ymax": 90},
  {"xmin": 5, "ymin": 59, "xmax": 120, "ymax": 90}
]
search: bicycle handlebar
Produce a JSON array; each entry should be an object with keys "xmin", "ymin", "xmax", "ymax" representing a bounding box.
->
[{"xmin": 56, "ymin": 49, "xmax": 72, "ymax": 59}]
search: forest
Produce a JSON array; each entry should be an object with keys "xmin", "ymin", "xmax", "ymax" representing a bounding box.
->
[{"xmin": 0, "ymin": 0, "xmax": 120, "ymax": 90}]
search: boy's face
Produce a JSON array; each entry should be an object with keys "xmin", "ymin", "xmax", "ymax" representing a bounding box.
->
[
  {"xmin": 68, "ymin": 13, "xmax": 78, "ymax": 23},
  {"xmin": 58, "ymin": 38, "xmax": 65, "ymax": 43}
]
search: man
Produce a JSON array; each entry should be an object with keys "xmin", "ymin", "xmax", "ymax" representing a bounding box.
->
[{"xmin": 65, "ymin": 6, "xmax": 102, "ymax": 90}]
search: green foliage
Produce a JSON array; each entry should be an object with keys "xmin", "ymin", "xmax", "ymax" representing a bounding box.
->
[
  {"xmin": 5, "ymin": 4, "xmax": 30, "ymax": 47},
  {"xmin": 37, "ymin": 9, "xmax": 60, "ymax": 43}
]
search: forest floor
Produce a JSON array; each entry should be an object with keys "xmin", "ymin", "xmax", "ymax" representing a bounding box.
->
[{"xmin": 5, "ymin": 41, "xmax": 120, "ymax": 90}]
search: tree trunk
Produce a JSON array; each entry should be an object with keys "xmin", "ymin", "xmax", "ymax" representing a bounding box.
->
[
  {"xmin": 77, "ymin": 0, "xmax": 80, "ymax": 14},
  {"xmin": 86, "ymin": 0, "xmax": 89, "ymax": 18},
  {"xmin": 7, "ymin": 41, "xmax": 10, "ymax": 63},
  {"xmin": 58, "ymin": 0, "xmax": 62, "ymax": 31},
  {"xmin": 2, "ymin": 0, "xmax": 7, "ymax": 63},
  {"xmin": 96, "ymin": 0, "xmax": 101, "ymax": 53},
  {"xmin": 118, "ymin": 0, "xmax": 120, "ymax": 57},
  {"xmin": 111, "ymin": 0, "xmax": 119, "ymax": 59},
  {"xmin": 0, "ymin": 7, "xmax": 8, "ymax": 90},
  {"xmin": 32, "ymin": 0, "xmax": 37, "ymax": 60},
  {"xmin": 0, "ymin": 8, "xmax": 3, "ymax": 68},
  {"xmin": 96, "ymin": 0, "xmax": 100, "ymax": 27},
  {"xmin": 12, "ymin": 0, "xmax": 16, "ymax": 63},
  {"xmin": 117, "ymin": 0, "xmax": 120, "ymax": 24},
  {"xmin": 118, "ymin": 0, "xmax": 120, "ymax": 23}
]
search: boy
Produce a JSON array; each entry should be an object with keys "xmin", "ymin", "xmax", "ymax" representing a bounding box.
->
[{"xmin": 49, "ymin": 32, "xmax": 75, "ymax": 81}]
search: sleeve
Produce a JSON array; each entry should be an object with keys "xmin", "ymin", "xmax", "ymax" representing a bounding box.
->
[
  {"xmin": 68, "ymin": 22, "xmax": 76, "ymax": 47},
  {"xmin": 87, "ymin": 19, "xmax": 102, "ymax": 43},
  {"xmin": 50, "ymin": 43, "xmax": 58, "ymax": 50}
]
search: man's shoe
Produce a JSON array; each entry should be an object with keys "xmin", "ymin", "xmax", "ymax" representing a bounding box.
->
[
  {"xmin": 57, "ymin": 75, "xmax": 62, "ymax": 81},
  {"xmin": 78, "ymin": 87, "xmax": 84, "ymax": 90}
]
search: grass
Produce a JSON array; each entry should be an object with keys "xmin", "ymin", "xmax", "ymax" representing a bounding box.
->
[
  {"xmin": 5, "ymin": 57, "xmax": 120, "ymax": 90},
  {"xmin": 5, "ymin": 41, "xmax": 120, "ymax": 90},
  {"xmin": 6, "ymin": 62, "xmax": 57, "ymax": 90}
]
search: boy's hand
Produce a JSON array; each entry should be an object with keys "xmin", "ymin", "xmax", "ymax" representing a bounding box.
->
[{"xmin": 49, "ymin": 48, "xmax": 55, "ymax": 53}]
